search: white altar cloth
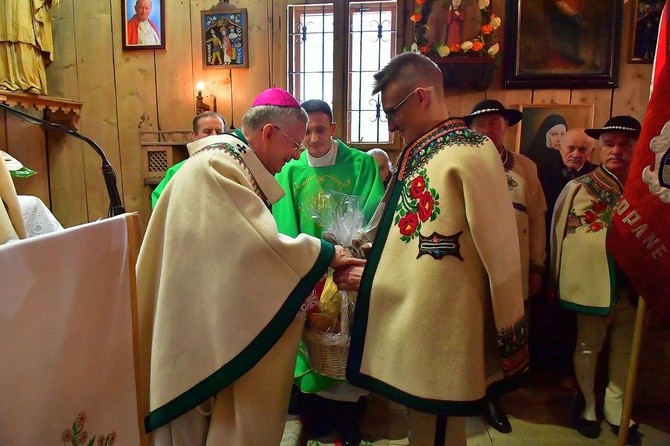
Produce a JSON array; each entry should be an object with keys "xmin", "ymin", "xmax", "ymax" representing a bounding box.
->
[{"xmin": 0, "ymin": 214, "xmax": 142, "ymax": 445}]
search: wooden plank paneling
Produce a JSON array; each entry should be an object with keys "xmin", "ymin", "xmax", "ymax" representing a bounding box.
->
[
  {"xmin": 231, "ymin": 0, "xmax": 272, "ymax": 119},
  {"xmin": 532, "ymin": 90, "xmax": 571, "ymax": 105},
  {"xmin": 156, "ymin": 0, "xmax": 196, "ymax": 131},
  {"xmin": 45, "ymin": 0, "xmax": 88, "ymax": 227},
  {"xmin": 111, "ymin": 1, "xmax": 159, "ymax": 230},
  {"xmin": 5, "ymin": 114, "xmax": 48, "ymax": 202},
  {"xmin": 72, "ymin": 0, "xmax": 123, "ymax": 221}
]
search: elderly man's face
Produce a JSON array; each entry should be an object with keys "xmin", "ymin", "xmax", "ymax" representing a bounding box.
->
[
  {"xmin": 265, "ymin": 121, "xmax": 304, "ymax": 174},
  {"xmin": 135, "ymin": 0, "xmax": 152, "ymax": 21},
  {"xmin": 371, "ymin": 152, "xmax": 391, "ymax": 181},
  {"xmin": 559, "ymin": 130, "xmax": 594, "ymax": 171},
  {"xmin": 600, "ymin": 132, "xmax": 636, "ymax": 174}
]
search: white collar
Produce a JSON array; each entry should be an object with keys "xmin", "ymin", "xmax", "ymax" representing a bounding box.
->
[
  {"xmin": 306, "ymin": 140, "xmax": 338, "ymax": 167},
  {"xmin": 187, "ymin": 134, "xmax": 285, "ymax": 204}
]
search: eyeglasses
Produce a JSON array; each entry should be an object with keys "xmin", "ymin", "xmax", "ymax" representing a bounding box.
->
[
  {"xmin": 272, "ymin": 125, "xmax": 303, "ymax": 152},
  {"xmin": 384, "ymin": 86, "xmax": 434, "ymax": 121}
]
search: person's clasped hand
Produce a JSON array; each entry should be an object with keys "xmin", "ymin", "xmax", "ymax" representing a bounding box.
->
[
  {"xmin": 329, "ymin": 244, "xmax": 366, "ymax": 269},
  {"xmin": 333, "ymin": 264, "xmax": 365, "ymax": 292}
]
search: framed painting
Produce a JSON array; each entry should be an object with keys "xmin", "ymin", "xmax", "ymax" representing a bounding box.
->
[
  {"xmin": 504, "ymin": 1, "xmax": 622, "ymax": 89},
  {"xmin": 122, "ymin": 0, "xmax": 165, "ymax": 50},
  {"xmin": 201, "ymin": 6, "xmax": 249, "ymax": 69},
  {"xmin": 515, "ymin": 104, "xmax": 596, "ymax": 166},
  {"xmin": 628, "ymin": 0, "xmax": 665, "ymax": 63}
]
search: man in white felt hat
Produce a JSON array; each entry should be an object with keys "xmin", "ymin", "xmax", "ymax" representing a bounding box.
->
[
  {"xmin": 551, "ymin": 115, "xmax": 642, "ymax": 444},
  {"xmin": 464, "ymin": 99, "xmax": 547, "ymax": 434},
  {"xmin": 137, "ymin": 87, "xmax": 365, "ymax": 446}
]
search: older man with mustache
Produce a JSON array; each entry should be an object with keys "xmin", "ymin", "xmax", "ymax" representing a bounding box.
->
[{"xmin": 551, "ymin": 116, "xmax": 643, "ymax": 444}]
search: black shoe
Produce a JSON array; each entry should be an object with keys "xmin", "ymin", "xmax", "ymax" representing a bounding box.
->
[
  {"xmin": 571, "ymin": 390, "xmax": 585, "ymax": 423},
  {"xmin": 484, "ymin": 399, "xmax": 512, "ymax": 433},
  {"xmin": 608, "ymin": 421, "xmax": 642, "ymax": 445},
  {"xmin": 335, "ymin": 398, "xmax": 366, "ymax": 446},
  {"xmin": 574, "ymin": 417, "xmax": 601, "ymax": 439}
]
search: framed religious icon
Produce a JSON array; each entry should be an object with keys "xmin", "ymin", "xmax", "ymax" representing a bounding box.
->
[
  {"xmin": 515, "ymin": 103, "xmax": 595, "ymax": 162},
  {"xmin": 628, "ymin": 0, "xmax": 665, "ymax": 63},
  {"xmin": 201, "ymin": 5, "xmax": 249, "ymax": 68},
  {"xmin": 122, "ymin": 0, "xmax": 166, "ymax": 50},
  {"xmin": 504, "ymin": 1, "xmax": 622, "ymax": 89}
]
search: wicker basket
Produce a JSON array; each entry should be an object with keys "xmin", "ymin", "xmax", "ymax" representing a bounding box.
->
[
  {"xmin": 302, "ymin": 328, "xmax": 350, "ymax": 379},
  {"xmin": 302, "ymin": 291, "xmax": 352, "ymax": 379}
]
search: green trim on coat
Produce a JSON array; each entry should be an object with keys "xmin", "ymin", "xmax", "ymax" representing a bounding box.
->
[{"xmin": 145, "ymin": 239, "xmax": 334, "ymax": 432}]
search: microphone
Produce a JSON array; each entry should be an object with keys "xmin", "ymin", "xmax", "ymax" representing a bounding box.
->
[{"xmin": 0, "ymin": 102, "xmax": 125, "ymax": 217}]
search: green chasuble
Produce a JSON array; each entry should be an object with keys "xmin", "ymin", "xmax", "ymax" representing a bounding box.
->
[
  {"xmin": 273, "ymin": 140, "xmax": 384, "ymax": 393},
  {"xmin": 151, "ymin": 160, "xmax": 186, "ymax": 209},
  {"xmin": 273, "ymin": 140, "xmax": 384, "ymax": 238}
]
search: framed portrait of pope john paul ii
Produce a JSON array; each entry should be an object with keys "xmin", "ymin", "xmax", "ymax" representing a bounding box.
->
[{"xmin": 122, "ymin": 0, "xmax": 166, "ymax": 50}]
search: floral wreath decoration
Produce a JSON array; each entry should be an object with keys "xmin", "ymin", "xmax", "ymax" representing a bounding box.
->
[{"xmin": 409, "ymin": 0, "xmax": 501, "ymax": 59}]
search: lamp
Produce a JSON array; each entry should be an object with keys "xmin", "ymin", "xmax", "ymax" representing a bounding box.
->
[{"xmin": 195, "ymin": 82, "xmax": 216, "ymax": 114}]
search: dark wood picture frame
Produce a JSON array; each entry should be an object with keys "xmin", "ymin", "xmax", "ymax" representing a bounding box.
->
[
  {"xmin": 514, "ymin": 104, "xmax": 595, "ymax": 156},
  {"xmin": 628, "ymin": 0, "xmax": 665, "ymax": 64},
  {"xmin": 504, "ymin": 1, "xmax": 622, "ymax": 89},
  {"xmin": 122, "ymin": 0, "xmax": 166, "ymax": 50},
  {"xmin": 201, "ymin": 5, "xmax": 249, "ymax": 69}
]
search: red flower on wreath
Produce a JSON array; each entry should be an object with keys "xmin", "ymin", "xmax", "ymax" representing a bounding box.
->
[
  {"xmin": 398, "ymin": 213, "xmax": 419, "ymax": 235},
  {"xmin": 417, "ymin": 192, "xmax": 434, "ymax": 222},
  {"xmin": 410, "ymin": 176, "xmax": 426, "ymax": 198}
]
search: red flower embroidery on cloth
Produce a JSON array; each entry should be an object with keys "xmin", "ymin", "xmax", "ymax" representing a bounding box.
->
[
  {"xmin": 566, "ymin": 199, "xmax": 612, "ymax": 234},
  {"xmin": 398, "ymin": 213, "xmax": 419, "ymax": 235},
  {"xmin": 395, "ymin": 169, "xmax": 441, "ymax": 243},
  {"xmin": 589, "ymin": 221, "xmax": 604, "ymax": 232},
  {"xmin": 591, "ymin": 200, "xmax": 607, "ymax": 213},
  {"xmin": 418, "ymin": 191, "xmax": 434, "ymax": 222},
  {"xmin": 582, "ymin": 210, "xmax": 598, "ymax": 224},
  {"xmin": 409, "ymin": 176, "xmax": 426, "ymax": 198}
]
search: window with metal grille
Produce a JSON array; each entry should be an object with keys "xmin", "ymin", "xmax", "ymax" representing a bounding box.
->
[{"xmin": 286, "ymin": 1, "xmax": 399, "ymax": 148}]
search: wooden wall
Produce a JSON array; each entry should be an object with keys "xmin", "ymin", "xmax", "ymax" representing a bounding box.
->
[{"xmin": 16, "ymin": 0, "xmax": 649, "ymax": 230}]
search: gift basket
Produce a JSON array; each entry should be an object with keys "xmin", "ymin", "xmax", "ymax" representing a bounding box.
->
[{"xmin": 301, "ymin": 192, "xmax": 367, "ymax": 379}]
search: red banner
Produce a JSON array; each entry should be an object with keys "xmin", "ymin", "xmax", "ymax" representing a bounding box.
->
[{"xmin": 607, "ymin": 4, "xmax": 670, "ymax": 316}]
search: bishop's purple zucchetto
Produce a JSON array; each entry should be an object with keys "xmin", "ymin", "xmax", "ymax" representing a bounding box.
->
[{"xmin": 251, "ymin": 88, "xmax": 301, "ymax": 108}]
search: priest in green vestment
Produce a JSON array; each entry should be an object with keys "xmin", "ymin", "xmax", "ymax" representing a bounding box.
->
[{"xmin": 272, "ymin": 99, "xmax": 384, "ymax": 443}]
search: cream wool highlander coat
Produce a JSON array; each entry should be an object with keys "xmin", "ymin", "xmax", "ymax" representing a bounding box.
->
[
  {"xmin": 347, "ymin": 120, "xmax": 529, "ymax": 415},
  {"xmin": 503, "ymin": 150, "xmax": 547, "ymax": 300},
  {"xmin": 137, "ymin": 133, "xmax": 334, "ymax": 432}
]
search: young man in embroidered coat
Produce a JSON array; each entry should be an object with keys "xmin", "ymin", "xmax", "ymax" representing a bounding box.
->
[
  {"xmin": 550, "ymin": 117, "xmax": 642, "ymax": 443},
  {"xmin": 136, "ymin": 88, "xmax": 364, "ymax": 446},
  {"xmin": 464, "ymin": 99, "xmax": 547, "ymax": 434},
  {"xmin": 334, "ymin": 52, "xmax": 529, "ymax": 446}
]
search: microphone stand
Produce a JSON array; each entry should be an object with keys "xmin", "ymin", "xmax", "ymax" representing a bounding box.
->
[{"xmin": 0, "ymin": 102, "xmax": 125, "ymax": 217}]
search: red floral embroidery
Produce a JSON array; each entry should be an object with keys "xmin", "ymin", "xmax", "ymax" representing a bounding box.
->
[
  {"xmin": 417, "ymin": 191, "xmax": 434, "ymax": 222},
  {"xmin": 395, "ymin": 169, "xmax": 441, "ymax": 242},
  {"xmin": 582, "ymin": 210, "xmax": 598, "ymax": 224},
  {"xmin": 589, "ymin": 221, "xmax": 604, "ymax": 232},
  {"xmin": 592, "ymin": 200, "xmax": 607, "ymax": 213},
  {"xmin": 410, "ymin": 176, "xmax": 426, "ymax": 198},
  {"xmin": 398, "ymin": 213, "xmax": 419, "ymax": 235}
]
